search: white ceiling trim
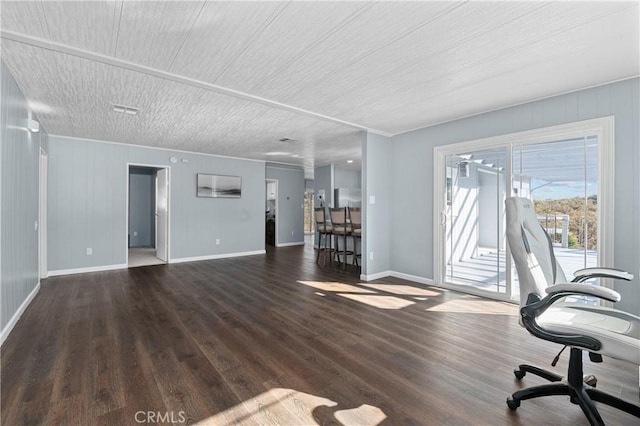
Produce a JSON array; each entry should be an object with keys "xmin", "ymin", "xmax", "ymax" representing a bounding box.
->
[
  {"xmin": 393, "ymin": 74, "xmax": 640, "ymax": 138},
  {"xmin": 1, "ymin": 28, "xmax": 393, "ymax": 138},
  {"xmin": 47, "ymin": 133, "xmax": 278, "ymax": 165}
]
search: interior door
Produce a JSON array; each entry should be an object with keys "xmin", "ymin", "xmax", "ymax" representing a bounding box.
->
[
  {"xmin": 39, "ymin": 150, "xmax": 48, "ymax": 278},
  {"xmin": 156, "ymin": 168, "xmax": 168, "ymax": 261}
]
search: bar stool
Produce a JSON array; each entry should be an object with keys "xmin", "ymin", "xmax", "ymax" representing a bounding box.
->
[
  {"xmin": 329, "ymin": 207, "xmax": 352, "ymax": 269},
  {"xmin": 348, "ymin": 207, "xmax": 361, "ymax": 268},
  {"xmin": 314, "ymin": 207, "xmax": 332, "ymax": 266}
]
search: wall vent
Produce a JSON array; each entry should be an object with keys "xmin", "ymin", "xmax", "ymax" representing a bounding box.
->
[{"xmin": 112, "ymin": 103, "xmax": 140, "ymax": 116}]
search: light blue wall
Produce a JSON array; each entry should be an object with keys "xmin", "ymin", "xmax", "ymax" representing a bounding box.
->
[
  {"xmin": 48, "ymin": 136, "xmax": 266, "ymax": 271},
  {"xmin": 305, "ymin": 179, "xmax": 314, "ymax": 190},
  {"xmin": 1, "ymin": 60, "xmax": 48, "ymax": 332},
  {"xmin": 313, "ymin": 165, "xmax": 333, "ymax": 208},
  {"xmin": 362, "ymin": 132, "xmax": 391, "ymax": 276},
  {"xmin": 128, "ymin": 169, "xmax": 155, "ymax": 248},
  {"xmin": 389, "ymin": 78, "xmax": 639, "ymax": 314},
  {"xmin": 334, "ymin": 168, "xmax": 361, "ymax": 189},
  {"xmin": 266, "ymin": 164, "xmax": 305, "ymax": 245}
]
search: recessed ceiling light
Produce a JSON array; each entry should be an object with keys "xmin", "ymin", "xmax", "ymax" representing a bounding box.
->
[
  {"xmin": 347, "ymin": 160, "xmax": 354, "ymax": 164},
  {"xmin": 112, "ymin": 103, "xmax": 140, "ymax": 116}
]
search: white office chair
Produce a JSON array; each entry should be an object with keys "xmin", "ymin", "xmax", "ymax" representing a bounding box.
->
[{"xmin": 505, "ymin": 197, "xmax": 640, "ymax": 425}]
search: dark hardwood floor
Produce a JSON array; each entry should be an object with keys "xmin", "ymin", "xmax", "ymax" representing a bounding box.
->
[{"xmin": 2, "ymin": 242, "xmax": 638, "ymax": 425}]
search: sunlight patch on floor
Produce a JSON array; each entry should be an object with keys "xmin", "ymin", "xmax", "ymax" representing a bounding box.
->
[
  {"xmin": 425, "ymin": 297, "xmax": 518, "ymax": 315},
  {"xmin": 359, "ymin": 283, "xmax": 440, "ymax": 297},
  {"xmin": 193, "ymin": 388, "xmax": 386, "ymax": 426},
  {"xmin": 334, "ymin": 404, "xmax": 387, "ymax": 425},
  {"xmin": 339, "ymin": 293, "xmax": 415, "ymax": 310},
  {"xmin": 298, "ymin": 281, "xmax": 376, "ymax": 293}
]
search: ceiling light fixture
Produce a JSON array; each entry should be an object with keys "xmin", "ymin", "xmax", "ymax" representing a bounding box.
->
[
  {"xmin": 265, "ymin": 151, "xmax": 291, "ymax": 156},
  {"xmin": 112, "ymin": 103, "xmax": 140, "ymax": 116},
  {"xmin": 278, "ymin": 137, "xmax": 294, "ymax": 143},
  {"xmin": 347, "ymin": 160, "xmax": 353, "ymax": 164}
]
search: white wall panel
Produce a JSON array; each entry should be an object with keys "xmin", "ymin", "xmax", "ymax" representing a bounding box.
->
[
  {"xmin": 266, "ymin": 165, "xmax": 305, "ymax": 245},
  {"xmin": 389, "ymin": 78, "xmax": 640, "ymax": 314},
  {"xmin": 47, "ymin": 135, "xmax": 266, "ymax": 271},
  {"xmin": 0, "ymin": 60, "xmax": 46, "ymax": 332},
  {"xmin": 363, "ymin": 132, "xmax": 390, "ymax": 276}
]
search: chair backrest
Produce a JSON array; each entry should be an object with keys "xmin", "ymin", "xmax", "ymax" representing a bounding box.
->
[
  {"xmin": 314, "ymin": 207, "xmax": 327, "ymax": 232},
  {"xmin": 505, "ymin": 197, "xmax": 567, "ymax": 307},
  {"xmin": 348, "ymin": 207, "xmax": 361, "ymax": 229},
  {"xmin": 329, "ymin": 207, "xmax": 347, "ymax": 226}
]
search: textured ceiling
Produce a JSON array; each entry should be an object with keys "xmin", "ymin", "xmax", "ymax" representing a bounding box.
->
[{"xmin": 1, "ymin": 1, "xmax": 638, "ymax": 178}]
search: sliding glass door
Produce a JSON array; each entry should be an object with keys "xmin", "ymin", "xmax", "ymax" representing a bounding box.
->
[
  {"xmin": 434, "ymin": 118, "xmax": 613, "ymax": 303},
  {"xmin": 444, "ymin": 148, "xmax": 507, "ymax": 294},
  {"xmin": 511, "ymin": 137, "xmax": 599, "ymax": 302}
]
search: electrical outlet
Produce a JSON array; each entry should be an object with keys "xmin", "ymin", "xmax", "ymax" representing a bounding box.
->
[
  {"xmin": 291, "ymin": 230, "xmax": 294, "ymax": 236},
  {"xmin": 216, "ymin": 239, "xmax": 220, "ymax": 245},
  {"xmin": 369, "ymin": 251, "xmax": 374, "ymax": 260},
  {"xmin": 133, "ymin": 231, "xmax": 138, "ymax": 236},
  {"xmin": 34, "ymin": 221, "xmax": 38, "ymax": 231},
  {"xmin": 369, "ymin": 195, "xmax": 376, "ymax": 204},
  {"xmin": 86, "ymin": 248, "xmax": 93, "ymax": 256}
]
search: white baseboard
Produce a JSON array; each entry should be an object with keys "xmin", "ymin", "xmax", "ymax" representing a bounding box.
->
[
  {"xmin": 359, "ymin": 270, "xmax": 435, "ymax": 286},
  {"xmin": 1, "ymin": 281, "xmax": 40, "ymax": 346},
  {"xmin": 276, "ymin": 241, "xmax": 305, "ymax": 247},
  {"xmin": 360, "ymin": 270, "xmax": 392, "ymax": 281},
  {"xmin": 389, "ymin": 271, "xmax": 435, "ymax": 286},
  {"xmin": 170, "ymin": 250, "xmax": 266, "ymax": 264},
  {"xmin": 48, "ymin": 263, "xmax": 127, "ymax": 277}
]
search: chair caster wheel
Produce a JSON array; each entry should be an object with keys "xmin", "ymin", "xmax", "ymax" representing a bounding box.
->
[
  {"xmin": 507, "ymin": 397, "xmax": 520, "ymax": 410},
  {"xmin": 514, "ymin": 369, "xmax": 526, "ymax": 380},
  {"xmin": 584, "ymin": 374, "xmax": 597, "ymax": 387}
]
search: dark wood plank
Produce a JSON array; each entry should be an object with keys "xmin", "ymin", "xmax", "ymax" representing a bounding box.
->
[{"xmin": 2, "ymin": 242, "xmax": 638, "ymax": 425}]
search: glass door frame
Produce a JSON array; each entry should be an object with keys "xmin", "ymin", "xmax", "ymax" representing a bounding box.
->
[{"xmin": 433, "ymin": 117, "xmax": 615, "ymax": 303}]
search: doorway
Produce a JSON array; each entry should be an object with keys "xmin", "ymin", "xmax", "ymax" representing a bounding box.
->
[
  {"xmin": 266, "ymin": 179, "xmax": 278, "ymax": 246},
  {"xmin": 304, "ymin": 190, "xmax": 315, "ymax": 235},
  {"xmin": 127, "ymin": 164, "xmax": 170, "ymax": 267}
]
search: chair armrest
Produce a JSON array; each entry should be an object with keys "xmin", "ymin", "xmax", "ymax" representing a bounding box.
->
[
  {"xmin": 520, "ymin": 283, "xmax": 621, "ymax": 351},
  {"xmin": 520, "ymin": 289, "xmax": 605, "ymax": 352},
  {"xmin": 572, "ymin": 267, "xmax": 634, "ymax": 283},
  {"xmin": 545, "ymin": 283, "xmax": 621, "ymax": 303}
]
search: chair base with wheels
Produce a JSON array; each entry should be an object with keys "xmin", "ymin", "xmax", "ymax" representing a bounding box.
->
[
  {"xmin": 505, "ymin": 197, "xmax": 640, "ymax": 426},
  {"xmin": 507, "ymin": 347, "xmax": 640, "ymax": 425}
]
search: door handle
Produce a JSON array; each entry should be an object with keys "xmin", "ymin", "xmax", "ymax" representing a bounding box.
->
[{"xmin": 440, "ymin": 212, "xmax": 446, "ymax": 225}]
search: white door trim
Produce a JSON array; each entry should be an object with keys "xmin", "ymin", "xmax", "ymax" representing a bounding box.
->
[
  {"xmin": 39, "ymin": 148, "xmax": 48, "ymax": 279},
  {"xmin": 126, "ymin": 163, "xmax": 171, "ymax": 266},
  {"xmin": 155, "ymin": 168, "xmax": 169, "ymax": 262},
  {"xmin": 433, "ymin": 116, "xmax": 615, "ymax": 302},
  {"xmin": 266, "ymin": 179, "xmax": 278, "ymax": 247}
]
